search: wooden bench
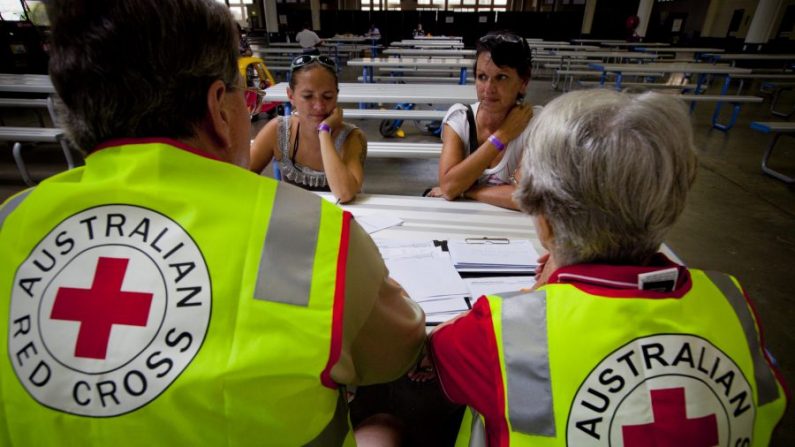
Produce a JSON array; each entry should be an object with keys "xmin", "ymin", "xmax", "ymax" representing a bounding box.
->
[
  {"xmin": 750, "ymin": 121, "xmax": 795, "ymax": 183},
  {"xmin": 367, "ymin": 141, "xmax": 442, "ymax": 158},
  {"xmin": 343, "ymin": 108, "xmax": 447, "ymax": 120},
  {"xmin": 0, "ymin": 126, "xmax": 76, "ymax": 186}
]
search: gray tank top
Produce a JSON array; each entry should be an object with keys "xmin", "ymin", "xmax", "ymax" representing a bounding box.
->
[{"xmin": 276, "ymin": 116, "xmax": 365, "ymax": 190}]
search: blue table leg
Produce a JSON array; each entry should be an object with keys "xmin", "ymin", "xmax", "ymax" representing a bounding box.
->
[
  {"xmin": 614, "ymin": 72, "xmax": 623, "ymax": 91},
  {"xmin": 358, "ymin": 67, "xmax": 368, "ymax": 109},
  {"xmin": 709, "ymin": 75, "xmax": 732, "ymax": 125},
  {"xmin": 459, "ymin": 68, "xmax": 466, "ymax": 85},
  {"xmin": 711, "ymin": 101, "xmax": 741, "ymax": 132}
]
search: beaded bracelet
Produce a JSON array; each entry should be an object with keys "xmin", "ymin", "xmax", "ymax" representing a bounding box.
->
[
  {"xmin": 487, "ymin": 134, "xmax": 506, "ymax": 152},
  {"xmin": 317, "ymin": 123, "xmax": 331, "ymax": 133}
]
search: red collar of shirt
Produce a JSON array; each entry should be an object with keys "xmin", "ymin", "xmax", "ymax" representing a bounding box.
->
[
  {"xmin": 91, "ymin": 137, "xmax": 222, "ymax": 161},
  {"xmin": 546, "ymin": 253, "xmax": 692, "ymax": 299}
]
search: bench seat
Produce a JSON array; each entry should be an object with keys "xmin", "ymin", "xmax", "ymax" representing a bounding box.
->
[
  {"xmin": 750, "ymin": 121, "xmax": 795, "ymax": 183},
  {"xmin": 357, "ymin": 75, "xmax": 472, "ymax": 83},
  {"xmin": 578, "ymin": 80, "xmax": 695, "ymax": 90},
  {"xmin": 676, "ymin": 94, "xmax": 763, "ymax": 131},
  {"xmin": 367, "ymin": 141, "xmax": 442, "ymax": 158},
  {"xmin": 0, "ymin": 97, "xmax": 57, "ymax": 126},
  {"xmin": 344, "ymin": 108, "xmax": 447, "ymax": 120},
  {"xmin": 759, "ymin": 81, "xmax": 795, "ymax": 117},
  {"xmin": 674, "ymin": 94, "xmax": 762, "ymax": 103},
  {"xmin": 0, "ymin": 98, "xmax": 49, "ymax": 108},
  {"xmin": 375, "ymin": 67, "xmax": 467, "ymax": 74},
  {"xmin": 0, "ymin": 126, "xmax": 75, "ymax": 186}
]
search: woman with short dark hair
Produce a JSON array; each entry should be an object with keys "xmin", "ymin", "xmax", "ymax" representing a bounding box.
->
[{"xmin": 426, "ymin": 31, "xmax": 537, "ymax": 210}]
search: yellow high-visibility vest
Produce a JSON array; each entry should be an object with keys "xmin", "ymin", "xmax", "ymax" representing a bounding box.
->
[
  {"xmin": 457, "ymin": 270, "xmax": 787, "ymax": 447},
  {"xmin": 0, "ymin": 139, "xmax": 355, "ymax": 446}
]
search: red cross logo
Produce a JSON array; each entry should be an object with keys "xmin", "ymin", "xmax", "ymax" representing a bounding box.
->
[
  {"xmin": 50, "ymin": 257, "xmax": 154, "ymax": 360},
  {"xmin": 622, "ymin": 387, "xmax": 718, "ymax": 447}
]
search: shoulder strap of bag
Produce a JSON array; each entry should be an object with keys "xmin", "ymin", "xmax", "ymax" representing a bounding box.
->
[{"xmin": 465, "ymin": 104, "xmax": 477, "ymax": 155}]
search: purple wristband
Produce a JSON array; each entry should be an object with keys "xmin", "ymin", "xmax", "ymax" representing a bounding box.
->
[
  {"xmin": 317, "ymin": 123, "xmax": 331, "ymax": 133},
  {"xmin": 488, "ymin": 134, "xmax": 506, "ymax": 152}
]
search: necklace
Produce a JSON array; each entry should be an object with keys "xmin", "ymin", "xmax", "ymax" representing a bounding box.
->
[{"xmin": 291, "ymin": 122, "xmax": 300, "ymax": 164}]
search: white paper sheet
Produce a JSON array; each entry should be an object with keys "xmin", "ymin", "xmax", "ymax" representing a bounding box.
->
[
  {"xmin": 385, "ymin": 255, "xmax": 469, "ymax": 299},
  {"xmin": 355, "ymin": 214, "xmax": 404, "ymax": 234},
  {"xmin": 420, "ymin": 297, "xmax": 470, "ymax": 314},
  {"xmin": 375, "ymin": 240, "xmax": 444, "ymax": 260},
  {"xmin": 464, "ymin": 276, "xmax": 536, "ymax": 301}
]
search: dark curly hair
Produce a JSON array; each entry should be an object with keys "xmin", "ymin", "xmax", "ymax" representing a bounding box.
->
[{"xmin": 474, "ymin": 31, "xmax": 532, "ymax": 82}]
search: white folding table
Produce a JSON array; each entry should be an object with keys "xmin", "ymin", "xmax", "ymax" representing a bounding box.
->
[
  {"xmin": 588, "ymin": 62, "xmax": 754, "ymax": 130},
  {"xmin": 348, "ymin": 57, "xmax": 474, "ymax": 84}
]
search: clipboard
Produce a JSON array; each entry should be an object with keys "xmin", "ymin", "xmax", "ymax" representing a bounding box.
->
[{"xmin": 442, "ymin": 238, "xmax": 539, "ymax": 276}]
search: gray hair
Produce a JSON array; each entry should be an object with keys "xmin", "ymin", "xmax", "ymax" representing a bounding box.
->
[
  {"xmin": 514, "ymin": 89, "xmax": 697, "ymax": 266},
  {"xmin": 46, "ymin": 0, "xmax": 239, "ymax": 151}
]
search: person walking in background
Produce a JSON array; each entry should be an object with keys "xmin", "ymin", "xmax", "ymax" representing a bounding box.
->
[
  {"xmin": 367, "ymin": 23, "xmax": 381, "ymax": 39},
  {"xmin": 296, "ymin": 21, "xmax": 323, "ymax": 54},
  {"xmin": 429, "ymin": 89, "xmax": 788, "ymax": 446},
  {"xmin": 250, "ymin": 54, "xmax": 366, "ymax": 203},
  {"xmin": 426, "ymin": 31, "xmax": 536, "ymax": 210},
  {"xmin": 0, "ymin": 1, "xmax": 425, "ymax": 445},
  {"xmin": 237, "ymin": 23, "xmax": 252, "ymax": 56}
]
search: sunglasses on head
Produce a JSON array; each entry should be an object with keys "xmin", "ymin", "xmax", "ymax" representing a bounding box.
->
[
  {"xmin": 479, "ymin": 33, "xmax": 524, "ymax": 44},
  {"xmin": 290, "ymin": 54, "xmax": 337, "ymax": 71}
]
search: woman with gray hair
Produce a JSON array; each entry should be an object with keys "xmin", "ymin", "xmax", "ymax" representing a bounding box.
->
[{"xmin": 427, "ymin": 89, "xmax": 787, "ymax": 446}]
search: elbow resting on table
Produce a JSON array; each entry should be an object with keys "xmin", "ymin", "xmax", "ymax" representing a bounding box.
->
[
  {"xmin": 337, "ymin": 191, "xmax": 356, "ymax": 204},
  {"xmin": 438, "ymin": 179, "xmax": 467, "ymax": 201},
  {"xmin": 334, "ymin": 185, "xmax": 360, "ymax": 204}
]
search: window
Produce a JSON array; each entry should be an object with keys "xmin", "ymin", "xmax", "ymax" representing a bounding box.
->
[
  {"xmin": 217, "ymin": 0, "xmax": 252, "ymax": 25},
  {"xmin": 417, "ymin": 0, "xmax": 443, "ymax": 10},
  {"xmin": 361, "ymin": 0, "xmax": 381, "ymax": 10},
  {"xmin": 0, "ymin": 0, "xmax": 25, "ymax": 21},
  {"xmin": 363, "ymin": 0, "xmax": 505, "ymax": 11}
]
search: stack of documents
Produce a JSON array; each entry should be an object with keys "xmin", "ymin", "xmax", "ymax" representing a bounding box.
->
[
  {"xmin": 375, "ymin": 240, "xmax": 470, "ymax": 324},
  {"xmin": 448, "ymin": 238, "xmax": 539, "ymax": 274}
]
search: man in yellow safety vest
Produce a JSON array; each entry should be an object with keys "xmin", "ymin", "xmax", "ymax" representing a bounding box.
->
[{"xmin": 0, "ymin": 1, "xmax": 425, "ymax": 445}]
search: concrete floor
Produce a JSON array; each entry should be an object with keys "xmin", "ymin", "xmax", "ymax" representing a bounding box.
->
[{"xmin": 1, "ymin": 70, "xmax": 793, "ymax": 444}]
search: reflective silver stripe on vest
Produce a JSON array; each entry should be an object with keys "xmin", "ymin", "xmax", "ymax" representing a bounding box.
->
[
  {"xmin": 705, "ymin": 271, "xmax": 780, "ymax": 406},
  {"xmin": 468, "ymin": 408, "xmax": 488, "ymax": 447},
  {"xmin": 304, "ymin": 388, "xmax": 350, "ymax": 446},
  {"xmin": 0, "ymin": 189, "xmax": 33, "ymax": 230},
  {"xmin": 255, "ymin": 183, "xmax": 322, "ymax": 306},
  {"xmin": 501, "ymin": 291, "xmax": 556, "ymax": 436}
]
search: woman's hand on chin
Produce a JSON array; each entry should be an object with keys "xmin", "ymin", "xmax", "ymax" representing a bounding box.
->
[
  {"xmin": 321, "ymin": 107, "xmax": 343, "ymax": 131},
  {"xmin": 496, "ymin": 104, "xmax": 534, "ymax": 143}
]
